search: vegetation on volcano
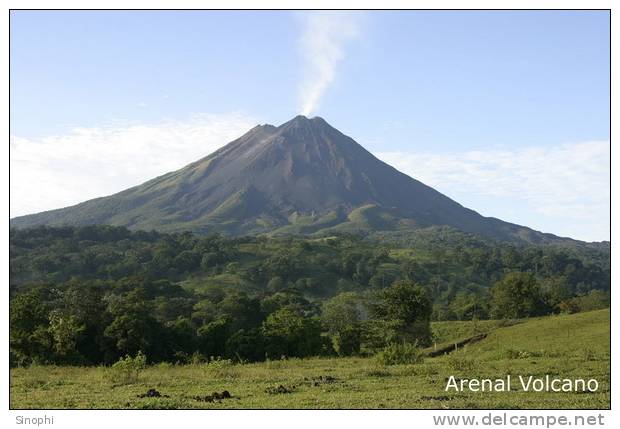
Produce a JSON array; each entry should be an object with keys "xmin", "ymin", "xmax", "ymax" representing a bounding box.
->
[{"xmin": 10, "ymin": 225, "xmax": 609, "ymax": 367}]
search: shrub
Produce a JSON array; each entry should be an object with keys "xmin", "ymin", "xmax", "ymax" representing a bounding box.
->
[
  {"xmin": 446, "ymin": 354, "xmax": 477, "ymax": 372},
  {"xmin": 559, "ymin": 290, "xmax": 610, "ymax": 314},
  {"xmin": 206, "ymin": 356, "xmax": 233, "ymax": 367},
  {"xmin": 155, "ymin": 361, "xmax": 173, "ymax": 369},
  {"xmin": 376, "ymin": 342, "xmax": 424, "ymax": 366},
  {"xmin": 504, "ymin": 348, "xmax": 544, "ymax": 359},
  {"xmin": 106, "ymin": 351, "xmax": 147, "ymax": 385},
  {"xmin": 190, "ymin": 351, "xmax": 207, "ymax": 365},
  {"xmin": 204, "ymin": 356, "xmax": 237, "ymax": 378}
]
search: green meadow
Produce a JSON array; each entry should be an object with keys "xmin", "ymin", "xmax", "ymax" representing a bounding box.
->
[{"xmin": 10, "ymin": 309, "xmax": 609, "ymax": 409}]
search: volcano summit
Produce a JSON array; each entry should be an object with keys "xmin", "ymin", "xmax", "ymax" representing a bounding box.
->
[{"xmin": 10, "ymin": 115, "xmax": 572, "ymax": 243}]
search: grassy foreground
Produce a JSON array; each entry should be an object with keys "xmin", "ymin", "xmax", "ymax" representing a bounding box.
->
[{"xmin": 10, "ymin": 309, "xmax": 610, "ymax": 409}]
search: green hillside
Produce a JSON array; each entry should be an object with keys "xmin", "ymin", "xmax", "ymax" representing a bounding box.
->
[
  {"xmin": 10, "ymin": 309, "xmax": 609, "ymax": 409},
  {"xmin": 463, "ymin": 308, "xmax": 610, "ymax": 360}
]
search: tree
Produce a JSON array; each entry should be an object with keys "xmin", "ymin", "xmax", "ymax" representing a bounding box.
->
[
  {"xmin": 103, "ymin": 289, "xmax": 165, "ymax": 361},
  {"xmin": 48, "ymin": 309, "xmax": 85, "ymax": 360},
  {"xmin": 490, "ymin": 272, "xmax": 548, "ymax": 319},
  {"xmin": 266, "ymin": 276, "xmax": 285, "ymax": 293},
  {"xmin": 200, "ymin": 253, "xmax": 217, "ymax": 271},
  {"xmin": 225, "ymin": 328, "xmax": 265, "ymax": 362},
  {"xmin": 260, "ymin": 291, "xmax": 312, "ymax": 315},
  {"xmin": 403, "ymin": 260, "xmax": 428, "ymax": 284},
  {"xmin": 262, "ymin": 306, "xmax": 331, "ymax": 358},
  {"xmin": 321, "ymin": 292, "xmax": 363, "ymax": 355},
  {"xmin": 541, "ymin": 276, "xmax": 572, "ymax": 311},
  {"xmin": 217, "ymin": 291, "xmax": 263, "ymax": 333},
  {"xmin": 10, "ymin": 289, "xmax": 53, "ymax": 365},
  {"xmin": 449, "ymin": 286, "xmax": 489, "ymax": 320},
  {"xmin": 360, "ymin": 319, "xmax": 402, "ymax": 352},
  {"xmin": 197, "ymin": 317, "xmax": 229, "ymax": 358},
  {"xmin": 263, "ymin": 252, "xmax": 297, "ymax": 280},
  {"xmin": 372, "ymin": 280, "xmax": 432, "ymax": 346},
  {"xmin": 191, "ymin": 299, "xmax": 217, "ymax": 326},
  {"xmin": 174, "ymin": 250, "xmax": 201, "ymax": 273},
  {"xmin": 165, "ymin": 316, "xmax": 197, "ymax": 360},
  {"xmin": 58, "ymin": 281, "xmax": 109, "ymax": 364}
]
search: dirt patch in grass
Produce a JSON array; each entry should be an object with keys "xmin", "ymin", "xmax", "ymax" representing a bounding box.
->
[
  {"xmin": 304, "ymin": 375, "xmax": 338, "ymax": 386},
  {"xmin": 265, "ymin": 384, "xmax": 296, "ymax": 394},
  {"xmin": 192, "ymin": 390, "xmax": 235, "ymax": 402},
  {"xmin": 137, "ymin": 388, "xmax": 169, "ymax": 398}
]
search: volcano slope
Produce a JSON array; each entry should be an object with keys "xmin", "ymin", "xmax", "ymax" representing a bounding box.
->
[{"xmin": 11, "ymin": 115, "xmax": 583, "ymax": 245}]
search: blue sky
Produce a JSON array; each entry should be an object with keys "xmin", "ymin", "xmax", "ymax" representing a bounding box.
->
[{"xmin": 9, "ymin": 10, "xmax": 610, "ymax": 241}]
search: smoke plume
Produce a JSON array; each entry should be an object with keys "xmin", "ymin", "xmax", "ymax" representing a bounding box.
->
[{"xmin": 298, "ymin": 12, "xmax": 361, "ymax": 116}]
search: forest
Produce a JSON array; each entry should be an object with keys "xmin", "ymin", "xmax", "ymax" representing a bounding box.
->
[{"xmin": 9, "ymin": 225, "xmax": 610, "ymax": 366}]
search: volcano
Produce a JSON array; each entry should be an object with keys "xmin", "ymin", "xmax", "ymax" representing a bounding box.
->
[{"xmin": 10, "ymin": 115, "xmax": 569, "ymax": 243}]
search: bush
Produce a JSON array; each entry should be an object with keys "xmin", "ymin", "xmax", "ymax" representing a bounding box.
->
[
  {"xmin": 190, "ymin": 351, "xmax": 207, "ymax": 365},
  {"xmin": 206, "ymin": 356, "xmax": 233, "ymax": 368},
  {"xmin": 106, "ymin": 351, "xmax": 147, "ymax": 385},
  {"xmin": 204, "ymin": 356, "xmax": 237, "ymax": 378},
  {"xmin": 376, "ymin": 342, "xmax": 424, "ymax": 366},
  {"xmin": 446, "ymin": 354, "xmax": 477, "ymax": 372},
  {"xmin": 504, "ymin": 348, "xmax": 544, "ymax": 359},
  {"xmin": 559, "ymin": 290, "xmax": 610, "ymax": 314}
]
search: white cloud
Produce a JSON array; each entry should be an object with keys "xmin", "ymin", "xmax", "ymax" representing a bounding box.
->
[
  {"xmin": 375, "ymin": 141, "xmax": 610, "ymax": 241},
  {"xmin": 298, "ymin": 12, "xmax": 361, "ymax": 116},
  {"xmin": 10, "ymin": 113, "xmax": 258, "ymax": 218}
]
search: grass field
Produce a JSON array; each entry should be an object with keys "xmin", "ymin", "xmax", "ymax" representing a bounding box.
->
[{"xmin": 10, "ymin": 309, "xmax": 610, "ymax": 409}]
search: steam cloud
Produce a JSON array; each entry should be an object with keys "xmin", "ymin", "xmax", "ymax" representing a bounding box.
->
[{"xmin": 298, "ymin": 12, "xmax": 361, "ymax": 116}]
